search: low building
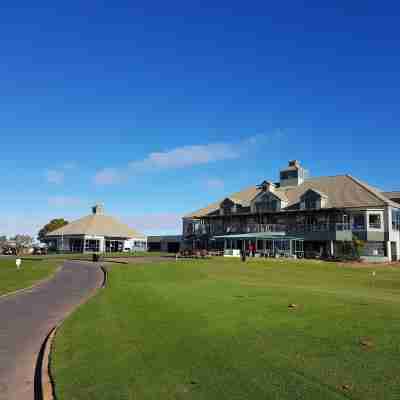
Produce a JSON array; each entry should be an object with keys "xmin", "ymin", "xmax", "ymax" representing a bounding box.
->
[
  {"xmin": 46, "ymin": 205, "xmax": 146, "ymax": 253},
  {"xmin": 147, "ymin": 235, "xmax": 182, "ymax": 253},
  {"xmin": 183, "ymin": 160, "xmax": 400, "ymax": 262}
]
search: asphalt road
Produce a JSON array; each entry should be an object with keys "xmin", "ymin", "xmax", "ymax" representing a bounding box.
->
[{"xmin": 0, "ymin": 261, "xmax": 104, "ymax": 400}]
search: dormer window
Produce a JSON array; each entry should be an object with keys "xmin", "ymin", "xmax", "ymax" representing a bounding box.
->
[
  {"xmin": 300, "ymin": 189, "xmax": 328, "ymax": 210},
  {"xmin": 251, "ymin": 191, "xmax": 287, "ymax": 213},
  {"xmin": 220, "ymin": 198, "xmax": 241, "ymax": 215}
]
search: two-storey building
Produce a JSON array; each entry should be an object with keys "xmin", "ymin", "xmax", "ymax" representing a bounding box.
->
[{"xmin": 183, "ymin": 161, "xmax": 400, "ymax": 261}]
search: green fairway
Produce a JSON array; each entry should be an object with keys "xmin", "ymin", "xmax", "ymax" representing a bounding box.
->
[
  {"xmin": 0, "ymin": 258, "xmax": 58, "ymax": 296},
  {"xmin": 52, "ymin": 259, "xmax": 400, "ymax": 399}
]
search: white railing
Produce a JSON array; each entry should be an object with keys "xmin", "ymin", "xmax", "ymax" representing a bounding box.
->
[{"xmin": 192, "ymin": 222, "xmax": 364, "ymax": 236}]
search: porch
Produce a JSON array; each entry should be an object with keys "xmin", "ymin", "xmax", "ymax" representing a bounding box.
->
[{"xmin": 214, "ymin": 232, "xmax": 304, "ymax": 258}]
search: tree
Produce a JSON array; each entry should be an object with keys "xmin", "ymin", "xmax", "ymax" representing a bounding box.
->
[
  {"xmin": 352, "ymin": 235, "xmax": 365, "ymax": 259},
  {"xmin": 9, "ymin": 234, "xmax": 34, "ymax": 255},
  {"xmin": 38, "ymin": 219, "xmax": 69, "ymax": 242},
  {"xmin": 11, "ymin": 234, "xmax": 33, "ymax": 247}
]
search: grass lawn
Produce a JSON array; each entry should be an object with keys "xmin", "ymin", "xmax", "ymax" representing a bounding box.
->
[
  {"xmin": 52, "ymin": 258, "xmax": 400, "ymax": 399},
  {"xmin": 0, "ymin": 258, "xmax": 59, "ymax": 296},
  {"xmin": 22, "ymin": 251, "xmax": 168, "ymax": 262},
  {"xmin": 103, "ymin": 251, "xmax": 169, "ymax": 258}
]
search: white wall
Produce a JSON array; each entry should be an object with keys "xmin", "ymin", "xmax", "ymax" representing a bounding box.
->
[{"xmin": 124, "ymin": 238, "xmax": 147, "ymax": 251}]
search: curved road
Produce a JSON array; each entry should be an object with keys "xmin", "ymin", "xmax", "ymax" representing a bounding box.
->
[{"xmin": 0, "ymin": 261, "xmax": 104, "ymax": 400}]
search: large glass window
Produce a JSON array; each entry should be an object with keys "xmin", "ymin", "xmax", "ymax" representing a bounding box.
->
[
  {"xmin": 85, "ymin": 240, "xmax": 100, "ymax": 252},
  {"xmin": 369, "ymin": 214, "xmax": 382, "ymax": 229}
]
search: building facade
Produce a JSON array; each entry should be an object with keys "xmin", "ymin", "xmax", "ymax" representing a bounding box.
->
[
  {"xmin": 46, "ymin": 205, "xmax": 147, "ymax": 253},
  {"xmin": 183, "ymin": 161, "xmax": 400, "ymax": 261},
  {"xmin": 147, "ymin": 235, "xmax": 182, "ymax": 253}
]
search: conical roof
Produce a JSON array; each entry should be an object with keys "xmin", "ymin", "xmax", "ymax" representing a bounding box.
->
[{"xmin": 46, "ymin": 205, "xmax": 145, "ymax": 239}]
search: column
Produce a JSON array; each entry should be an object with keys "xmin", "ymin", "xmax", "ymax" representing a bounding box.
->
[
  {"xmin": 330, "ymin": 240, "xmax": 334, "ymax": 257},
  {"xmin": 99, "ymin": 237, "xmax": 105, "ymax": 253},
  {"xmin": 396, "ymin": 240, "xmax": 400, "ymax": 261},
  {"xmin": 386, "ymin": 241, "xmax": 392, "ymax": 261}
]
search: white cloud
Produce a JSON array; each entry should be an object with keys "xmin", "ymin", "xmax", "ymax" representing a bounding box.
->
[
  {"xmin": 94, "ymin": 168, "xmax": 123, "ymax": 185},
  {"xmin": 205, "ymin": 178, "xmax": 225, "ymax": 190},
  {"xmin": 45, "ymin": 169, "xmax": 64, "ymax": 184},
  {"xmin": 129, "ymin": 143, "xmax": 239, "ymax": 172},
  {"xmin": 93, "ymin": 132, "xmax": 281, "ymax": 186},
  {"xmin": 48, "ymin": 196, "xmax": 82, "ymax": 207}
]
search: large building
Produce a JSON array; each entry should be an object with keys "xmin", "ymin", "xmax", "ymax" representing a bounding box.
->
[
  {"xmin": 46, "ymin": 205, "xmax": 147, "ymax": 253},
  {"xmin": 182, "ymin": 161, "xmax": 400, "ymax": 262}
]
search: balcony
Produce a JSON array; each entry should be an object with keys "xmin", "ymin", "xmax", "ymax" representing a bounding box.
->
[
  {"xmin": 287, "ymin": 223, "xmax": 355, "ymax": 233},
  {"xmin": 191, "ymin": 222, "xmax": 365, "ymax": 237}
]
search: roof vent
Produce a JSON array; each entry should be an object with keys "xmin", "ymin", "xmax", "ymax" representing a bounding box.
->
[{"xmin": 92, "ymin": 204, "xmax": 104, "ymax": 215}]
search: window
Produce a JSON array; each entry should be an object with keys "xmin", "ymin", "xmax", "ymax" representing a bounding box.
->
[
  {"xmin": 85, "ymin": 239, "xmax": 100, "ymax": 252},
  {"xmin": 392, "ymin": 210, "xmax": 400, "ymax": 231},
  {"xmin": 305, "ymin": 198, "xmax": 318, "ymax": 209},
  {"xmin": 353, "ymin": 214, "xmax": 365, "ymax": 230},
  {"xmin": 280, "ymin": 170, "xmax": 298, "ymax": 180},
  {"xmin": 369, "ymin": 214, "xmax": 382, "ymax": 229},
  {"xmin": 255, "ymin": 195, "xmax": 279, "ymax": 212}
]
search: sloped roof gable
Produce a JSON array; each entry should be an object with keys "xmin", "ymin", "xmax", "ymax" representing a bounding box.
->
[{"xmin": 46, "ymin": 214, "xmax": 145, "ymax": 238}]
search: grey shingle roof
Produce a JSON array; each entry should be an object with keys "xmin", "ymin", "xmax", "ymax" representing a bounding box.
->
[{"xmin": 184, "ymin": 175, "xmax": 399, "ymax": 218}]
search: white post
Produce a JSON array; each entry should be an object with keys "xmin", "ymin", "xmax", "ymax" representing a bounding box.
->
[
  {"xmin": 397, "ymin": 240, "xmax": 400, "ymax": 261},
  {"xmin": 386, "ymin": 241, "xmax": 392, "ymax": 261},
  {"xmin": 330, "ymin": 240, "xmax": 334, "ymax": 257}
]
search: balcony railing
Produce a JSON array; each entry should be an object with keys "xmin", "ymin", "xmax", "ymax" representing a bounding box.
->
[
  {"xmin": 287, "ymin": 223, "xmax": 354, "ymax": 233},
  {"xmin": 190, "ymin": 222, "xmax": 367, "ymax": 236}
]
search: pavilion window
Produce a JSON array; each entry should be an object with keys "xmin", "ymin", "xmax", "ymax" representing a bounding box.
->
[{"xmin": 85, "ymin": 240, "xmax": 100, "ymax": 252}]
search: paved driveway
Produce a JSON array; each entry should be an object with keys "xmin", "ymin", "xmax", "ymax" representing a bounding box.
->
[{"xmin": 0, "ymin": 261, "xmax": 103, "ymax": 400}]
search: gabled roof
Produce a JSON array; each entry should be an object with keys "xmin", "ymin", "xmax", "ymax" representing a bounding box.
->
[
  {"xmin": 300, "ymin": 188, "xmax": 328, "ymax": 199},
  {"xmin": 253, "ymin": 189, "xmax": 289, "ymax": 203},
  {"xmin": 184, "ymin": 186, "xmax": 261, "ymax": 218},
  {"xmin": 383, "ymin": 191, "xmax": 400, "ymax": 202},
  {"xmin": 184, "ymin": 175, "xmax": 400, "ymax": 218},
  {"xmin": 46, "ymin": 213, "xmax": 145, "ymax": 239}
]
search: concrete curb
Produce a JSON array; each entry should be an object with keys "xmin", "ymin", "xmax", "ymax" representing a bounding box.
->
[
  {"xmin": 36, "ymin": 264, "xmax": 107, "ymax": 400},
  {"xmin": 0, "ymin": 265, "xmax": 63, "ymax": 301}
]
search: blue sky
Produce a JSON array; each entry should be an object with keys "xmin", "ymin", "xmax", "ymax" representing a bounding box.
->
[{"xmin": 1, "ymin": 1, "xmax": 400, "ymax": 237}]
